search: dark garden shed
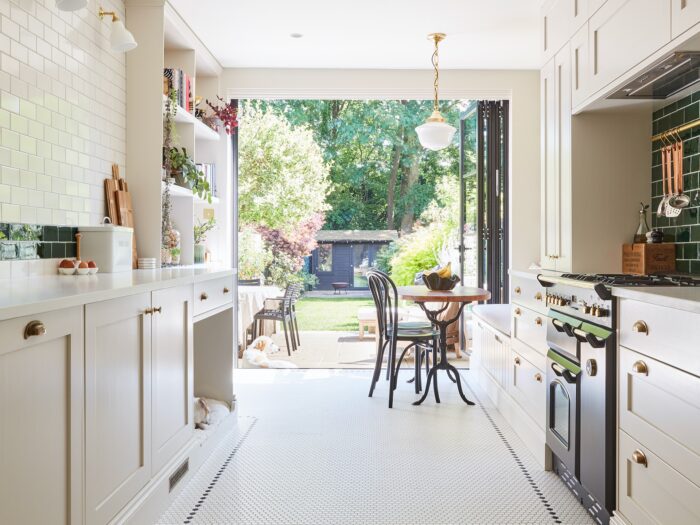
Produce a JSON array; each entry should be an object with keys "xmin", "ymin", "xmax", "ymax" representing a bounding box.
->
[{"xmin": 310, "ymin": 230, "xmax": 399, "ymax": 290}]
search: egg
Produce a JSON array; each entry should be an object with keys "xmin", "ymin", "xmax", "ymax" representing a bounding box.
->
[
  {"xmin": 79, "ymin": 261, "xmax": 89, "ymax": 269},
  {"xmin": 87, "ymin": 260, "xmax": 97, "ymax": 268},
  {"xmin": 59, "ymin": 259, "xmax": 75, "ymax": 269}
]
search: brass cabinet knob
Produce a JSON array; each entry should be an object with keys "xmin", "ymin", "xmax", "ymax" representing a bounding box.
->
[
  {"xmin": 535, "ymin": 292, "xmax": 543, "ymax": 301},
  {"xmin": 632, "ymin": 360, "xmax": 648, "ymax": 376},
  {"xmin": 534, "ymin": 373, "xmax": 543, "ymax": 383},
  {"xmin": 632, "ymin": 320, "xmax": 648, "ymax": 335},
  {"xmin": 223, "ymin": 287, "xmax": 230, "ymax": 294},
  {"xmin": 24, "ymin": 320, "xmax": 46, "ymax": 339},
  {"xmin": 514, "ymin": 357, "xmax": 521, "ymax": 365},
  {"xmin": 201, "ymin": 292, "xmax": 208, "ymax": 301},
  {"xmin": 535, "ymin": 317, "xmax": 543, "ymax": 326},
  {"xmin": 631, "ymin": 449, "xmax": 648, "ymax": 467},
  {"xmin": 514, "ymin": 307, "xmax": 521, "ymax": 317},
  {"xmin": 514, "ymin": 286, "xmax": 521, "ymax": 295},
  {"xmin": 153, "ymin": 306, "xmax": 162, "ymax": 314}
]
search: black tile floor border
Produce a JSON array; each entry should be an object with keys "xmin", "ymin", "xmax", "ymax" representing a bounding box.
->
[
  {"xmin": 462, "ymin": 380, "xmax": 563, "ymax": 524},
  {"xmin": 183, "ymin": 417, "xmax": 259, "ymax": 525}
]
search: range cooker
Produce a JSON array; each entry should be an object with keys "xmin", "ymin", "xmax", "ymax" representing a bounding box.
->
[{"xmin": 536, "ymin": 273, "xmax": 699, "ymax": 525}]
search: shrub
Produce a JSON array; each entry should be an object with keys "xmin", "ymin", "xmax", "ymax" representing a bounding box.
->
[
  {"xmin": 389, "ymin": 226, "xmax": 445, "ymax": 285},
  {"xmin": 238, "ymin": 226, "xmax": 272, "ymax": 280}
]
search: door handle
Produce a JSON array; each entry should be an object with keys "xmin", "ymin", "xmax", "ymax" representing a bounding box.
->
[
  {"xmin": 223, "ymin": 287, "xmax": 230, "ymax": 294},
  {"xmin": 632, "ymin": 360, "xmax": 648, "ymax": 376},
  {"xmin": 632, "ymin": 320, "xmax": 648, "ymax": 335},
  {"xmin": 24, "ymin": 320, "xmax": 46, "ymax": 339},
  {"xmin": 201, "ymin": 292, "xmax": 209, "ymax": 301},
  {"xmin": 631, "ymin": 449, "xmax": 648, "ymax": 468}
]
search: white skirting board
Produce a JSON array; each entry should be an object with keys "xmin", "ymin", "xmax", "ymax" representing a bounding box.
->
[
  {"xmin": 475, "ymin": 368, "xmax": 550, "ymax": 468},
  {"xmin": 110, "ymin": 410, "xmax": 238, "ymax": 525}
]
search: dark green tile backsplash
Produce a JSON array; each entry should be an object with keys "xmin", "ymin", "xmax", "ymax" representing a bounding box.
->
[
  {"xmin": 652, "ymin": 92, "xmax": 700, "ymax": 274},
  {"xmin": 0, "ymin": 223, "xmax": 78, "ymax": 261}
]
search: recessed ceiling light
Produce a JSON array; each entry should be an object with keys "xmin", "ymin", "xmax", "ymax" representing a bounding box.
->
[{"xmin": 290, "ymin": 33, "xmax": 304, "ymax": 39}]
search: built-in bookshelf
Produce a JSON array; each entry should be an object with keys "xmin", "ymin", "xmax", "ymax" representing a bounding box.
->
[{"xmin": 126, "ymin": 1, "xmax": 231, "ymax": 267}]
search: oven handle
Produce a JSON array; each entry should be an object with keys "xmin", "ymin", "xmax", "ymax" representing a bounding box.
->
[
  {"xmin": 551, "ymin": 362, "xmax": 577, "ymax": 384},
  {"xmin": 547, "ymin": 349, "xmax": 581, "ymax": 385}
]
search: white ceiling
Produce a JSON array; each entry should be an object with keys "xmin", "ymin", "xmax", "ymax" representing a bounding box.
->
[{"xmin": 169, "ymin": 0, "xmax": 542, "ymax": 70}]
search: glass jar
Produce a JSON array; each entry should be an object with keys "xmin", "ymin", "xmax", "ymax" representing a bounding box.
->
[
  {"xmin": 169, "ymin": 228, "xmax": 181, "ymax": 265},
  {"xmin": 634, "ymin": 203, "xmax": 650, "ymax": 243}
]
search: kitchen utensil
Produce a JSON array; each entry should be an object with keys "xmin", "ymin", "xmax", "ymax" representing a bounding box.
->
[
  {"xmin": 670, "ymin": 136, "xmax": 690, "ymax": 209},
  {"xmin": 664, "ymin": 142, "xmax": 681, "ymax": 217},
  {"xmin": 658, "ymin": 144, "xmax": 670, "ymax": 217}
]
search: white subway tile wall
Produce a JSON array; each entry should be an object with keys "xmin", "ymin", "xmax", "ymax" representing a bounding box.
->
[{"xmin": 0, "ymin": 0, "xmax": 126, "ymax": 227}]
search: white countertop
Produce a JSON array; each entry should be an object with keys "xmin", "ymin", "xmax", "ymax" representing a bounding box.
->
[
  {"xmin": 472, "ymin": 304, "xmax": 512, "ymax": 336},
  {"xmin": 0, "ymin": 266, "xmax": 235, "ymax": 321},
  {"xmin": 611, "ymin": 286, "xmax": 700, "ymax": 314}
]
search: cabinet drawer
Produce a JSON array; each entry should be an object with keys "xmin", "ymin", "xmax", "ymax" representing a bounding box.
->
[
  {"xmin": 511, "ymin": 275, "xmax": 547, "ymax": 314},
  {"xmin": 194, "ymin": 277, "xmax": 233, "ymax": 317},
  {"xmin": 619, "ymin": 430, "xmax": 700, "ymax": 525},
  {"xmin": 512, "ymin": 304, "xmax": 548, "ymax": 355},
  {"xmin": 619, "ymin": 298, "xmax": 700, "ymax": 376},
  {"xmin": 510, "ymin": 349, "xmax": 546, "ymax": 427},
  {"xmin": 619, "ymin": 346, "xmax": 700, "ymax": 487}
]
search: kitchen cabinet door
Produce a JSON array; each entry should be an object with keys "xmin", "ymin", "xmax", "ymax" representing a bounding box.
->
[
  {"xmin": 542, "ymin": 0, "xmax": 575, "ymax": 63},
  {"xmin": 571, "ymin": 24, "xmax": 591, "ymax": 109},
  {"xmin": 588, "ymin": 0, "xmax": 671, "ymax": 95},
  {"xmin": 85, "ymin": 293, "xmax": 152, "ymax": 525},
  {"xmin": 152, "ymin": 284, "xmax": 194, "ymax": 474},
  {"xmin": 541, "ymin": 59, "xmax": 557, "ymax": 270},
  {"xmin": 554, "ymin": 44, "xmax": 573, "ymax": 273},
  {"xmin": 672, "ymin": 0, "xmax": 700, "ymax": 38},
  {"xmin": 0, "ymin": 307, "xmax": 83, "ymax": 525}
]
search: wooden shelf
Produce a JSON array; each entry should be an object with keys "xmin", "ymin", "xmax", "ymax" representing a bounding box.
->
[{"xmin": 163, "ymin": 96, "xmax": 220, "ymax": 141}]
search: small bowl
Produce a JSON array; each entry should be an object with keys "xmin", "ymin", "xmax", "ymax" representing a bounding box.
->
[
  {"xmin": 58, "ymin": 267, "xmax": 76, "ymax": 275},
  {"xmin": 88, "ymin": 267, "xmax": 98, "ymax": 275},
  {"xmin": 76, "ymin": 267, "xmax": 90, "ymax": 275},
  {"xmin": 422, "ymin": 272, "xmax": 460, "ymax": 291}
]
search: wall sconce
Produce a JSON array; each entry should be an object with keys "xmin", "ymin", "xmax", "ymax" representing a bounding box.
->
[
  {"xmin": 99, "ymin": 7, "xmax": 138, "ymax": 52},
  {"xmin": 56, "ymin": 0, "xmax": 87, "ymax": 11}
]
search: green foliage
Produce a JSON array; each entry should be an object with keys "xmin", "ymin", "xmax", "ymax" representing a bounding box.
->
[
  {"xmin": 389, "ymin": 226, "xmax": 445, "ymax": 286},
  {"xmin": 194, "ymin": 217, "xmax": 216, "ymax": 245},
  {"xmin": 238, "ymin": 226, "xmax": 272, "ymax": 280},
  {"xmin": 375, "ymin": 242, "xmax": 399, "ymax": 274},
  {"xmin": 238, "ymin": 106, "xmax": 330, "ymax": 232},
  {"xmin": 167, "ymin": 147, "xmax": 212, "ymax": 203}
]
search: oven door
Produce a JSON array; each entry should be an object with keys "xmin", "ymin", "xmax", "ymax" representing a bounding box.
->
[{"xmin": 546, "ymin": 348, "xmax": 581, "ymax": 474}]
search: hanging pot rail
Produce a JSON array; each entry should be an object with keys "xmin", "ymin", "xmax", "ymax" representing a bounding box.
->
[{"xmin": 652, "ymin": 118, "xmax": 700, "ymax": 142}]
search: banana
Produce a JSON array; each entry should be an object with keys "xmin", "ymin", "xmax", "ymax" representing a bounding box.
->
[{"xmin": 437, "ymin": 262, "xmax": 452, "ymax": 278}]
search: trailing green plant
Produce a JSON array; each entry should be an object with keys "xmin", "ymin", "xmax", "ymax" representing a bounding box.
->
[
  {"xmin": 162, "ymin": 87, "xmax": 179, "ymax": 251},
  {"xmin": 194, "ymin": 217, "xmax": 216, "ymax": 245},
  {"xmin": 167, "ymin": 147, "xmax": 212, "ymax": 203}
]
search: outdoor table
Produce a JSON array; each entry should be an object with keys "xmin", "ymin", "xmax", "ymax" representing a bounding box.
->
[
  {"xmin": 397, "ymin": 286, "xmax": 491, "ymax": 406},
  {"xmin": 238, "ymin": 285, "xmax": 282, "ymax": 346}
]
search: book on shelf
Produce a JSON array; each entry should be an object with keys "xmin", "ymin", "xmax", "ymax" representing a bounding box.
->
[
  {"xmin": 163, "ymin": 68, "xmax": 194, "ymax": 114},
  {"xmin": 196, "ymin": 163, "xmax": 217, "ymax": 198}
]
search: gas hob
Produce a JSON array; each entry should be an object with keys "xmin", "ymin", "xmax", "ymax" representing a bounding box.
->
[{"xmin": 559, "ymin": 273, "xmax": 700, "ymax": 287}]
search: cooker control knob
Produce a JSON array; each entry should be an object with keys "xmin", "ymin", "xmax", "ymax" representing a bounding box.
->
[
  {"xmin": 591, "ymin": 306, "xmax": 599, "ymax": 316},
  {"xmin": 597, "ymin": 307, "xmax": 608, "ymax": 317},
  {"xmin": 583, "ymin": 304, "xmax": 591, "ymax": 314},
  {"xmin": 586, "ymin": 359, "xmax": 598, "ymax": 376}
]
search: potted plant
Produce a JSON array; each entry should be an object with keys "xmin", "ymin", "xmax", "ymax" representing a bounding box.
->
[
  {"xmin": 193, "ymin": 217, "xmax": 216, "ymax": 264},
  {"xmin": 166, "ymin": 147, "xmax": 212, "ymax": 203}
]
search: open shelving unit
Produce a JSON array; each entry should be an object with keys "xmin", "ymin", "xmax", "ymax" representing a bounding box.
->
[{"xmin": 126, "ymin": 1, "xmax": 232, "ymax": 267}]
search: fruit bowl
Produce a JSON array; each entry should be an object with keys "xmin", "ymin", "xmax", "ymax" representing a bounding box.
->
[{"xmin": 422, "ymin": 272, "xmax": 460, "ymax": 291}]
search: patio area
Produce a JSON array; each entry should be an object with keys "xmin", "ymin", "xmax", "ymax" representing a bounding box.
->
[{"xmin": 266, "ymin": 329, "xmax": 470, "ymax": 370}]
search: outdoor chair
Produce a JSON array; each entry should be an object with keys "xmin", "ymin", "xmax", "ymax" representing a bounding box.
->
[
  {"xmin": 367, "ymin": 269, "xmax": 438, "ymax": 408},
  {"xmin": 253, "ymin": 284, "xmax": 298, "ymax": 355}
]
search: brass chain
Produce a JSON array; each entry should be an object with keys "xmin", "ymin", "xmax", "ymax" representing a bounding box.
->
[{"xmin": 432, "ymin": 36, "xmax": 440, "ymax": 112}]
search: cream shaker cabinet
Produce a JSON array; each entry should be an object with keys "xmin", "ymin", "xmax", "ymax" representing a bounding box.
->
[
  {"xmin": 672, "ymin": 0, "xmax": 700, "ymax": 39},
  {"xmin": 151, "ymin": 285, "xmax": 194, "ymax": 474},
  {"xmin": 0, "ymin": 307, "xmax": 84, "ymax": 525},
  {"xmin": 85, "ymin": 292, "xmax": 153, "ymax": 525},
  {"xmin": 540, "ymin": 44, "xmax": 573, "ymax": 272}
]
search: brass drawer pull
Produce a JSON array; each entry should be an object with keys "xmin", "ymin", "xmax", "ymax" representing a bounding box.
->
[
  {"xmin": 631, "ymin": 449, "xmax": 648, "ymax": 467},
  {"xmin": 153, "ymin": 306, "xmax": 162, "ymax": 314},
  {"xmin": 534, "ymin": 373, "xmax": 543, "ymax": 383},
  {"xmin": 223, "ymin": 287, "xmax": 230, "ymax": 294},
  {"xmin": 24, "ymin": 320, "xmax": 46, "ymax": 339},
  {"xmin": 535, "ymin": 317, "xmax": 543, "ymax": 326},
  {"xmin": 514, "ymin": 307, "xmax": 521, "ymax": 317},
  {"xmin": 201, "ymin": 292, "xmax": 209, "ymax": 301},
  {"xmin": 535, "ymin": 292, "xmax": 542, "ymax": 301},
  {"xmin": 632, "ymin": 320, "xmax": 648, "ymax": 335},
  {"xmin": 514, "ymin": 357, "xmax": 521, "ymax": 365},
  {"xmin": 632, "ymin": 360, "xmax": 648, "ymax": 376},
  {"xmin": 514, "ymin": 286, "xmax": 521, "ymax": 295}
]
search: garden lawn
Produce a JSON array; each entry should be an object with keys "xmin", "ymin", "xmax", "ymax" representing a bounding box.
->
[{"xmin": 295, "ymin": 297, "xmax": 375, "ymax": 331}]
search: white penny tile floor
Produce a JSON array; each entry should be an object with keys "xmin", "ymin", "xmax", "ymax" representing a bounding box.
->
[{"xmin": 158, "ymin": 369, "xmax": 594, "ymax": 525}]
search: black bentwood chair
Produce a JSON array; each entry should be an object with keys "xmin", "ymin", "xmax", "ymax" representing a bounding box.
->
[
  {"xmin": 253, "ymin": 284, "xmax": 298, "ymax": 356},
  {"xmin": 367, "ymin": 269, "xmax": 438, "ymax": 408}
]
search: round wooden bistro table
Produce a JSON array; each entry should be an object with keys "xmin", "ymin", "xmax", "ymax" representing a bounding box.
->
[{"xmin": 397, "ymin": 286, "xmax": 491, "ymax": 406}]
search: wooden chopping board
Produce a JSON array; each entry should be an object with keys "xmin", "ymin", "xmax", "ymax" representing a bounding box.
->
[
  {"xmin": 116, "ymin": 190, "xmax": 138, "ymax": 268},
  {"xmin": 104, "ymin": 179, "xmax": 119, "ymax": 224}
]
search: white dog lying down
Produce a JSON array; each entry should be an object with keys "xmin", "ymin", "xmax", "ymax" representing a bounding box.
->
[
  {"xmin": 242, "ymin": 336, "xmax": 298, "ymax": 369},
  {"xmin": 194, "ymin": 397, "xmax": 230, "ymax": 430}
]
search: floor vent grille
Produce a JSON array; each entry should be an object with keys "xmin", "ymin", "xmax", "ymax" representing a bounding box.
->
[{"xmin": 169, "ymin": 459, "xmax": 189, "ymax": 493}]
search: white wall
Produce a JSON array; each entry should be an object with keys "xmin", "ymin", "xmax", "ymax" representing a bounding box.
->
[
  {"xmin": 0, "ymin": 0, "xmax": 126, "ymax": 226},
  {"xmin": 221, "ymin": 68, "xmax": 541, "ymax": 272}
]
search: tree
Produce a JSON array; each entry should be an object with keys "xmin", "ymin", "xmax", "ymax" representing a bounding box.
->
[{"xmin": 238, "ymin": 106, "xmax": 330, "ymax": 232}]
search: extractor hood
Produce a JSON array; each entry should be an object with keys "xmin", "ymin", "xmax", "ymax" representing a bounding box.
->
[{"xmin": 608, "ymin": 52, "xmax": 700, "ymax": 100}]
